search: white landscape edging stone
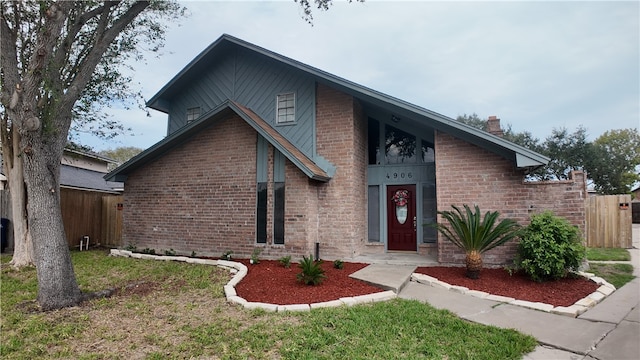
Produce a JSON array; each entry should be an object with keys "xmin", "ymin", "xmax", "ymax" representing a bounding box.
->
[
  {"xmin": 410, "ymin": 269, "xmax": 617, "ymax": 317},
  {"xmin": 108, "ymin": 249, "xmax": 396, "ymax": 312}
]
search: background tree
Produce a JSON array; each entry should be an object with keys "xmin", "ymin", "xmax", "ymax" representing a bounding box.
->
[
  {"xmin": 587, "ymin": 129, "xmax": 640, "ymax": 194},
  {"xmin": 455, "ymin": 113, "xmax": 487, "ymax": 131},
  {"xmin": 539, "ymin": 126, "xmax": 591, "ymax": 180},
  {"xmin": 100, "ymin": 146, "xmax": 144, "ymax": 171},
  {"xmin": 454, "ymin": 114, "xmax": 640, "ymax": 193}
]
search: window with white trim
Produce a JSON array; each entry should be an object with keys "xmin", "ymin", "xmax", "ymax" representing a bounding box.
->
[
  {"xmin": 276, "ymin": 93, "xmax": 295, "ymax": 124},
  {"xmin": 186, "ymin": 107, "xmax": 201, "ymax": 123}
]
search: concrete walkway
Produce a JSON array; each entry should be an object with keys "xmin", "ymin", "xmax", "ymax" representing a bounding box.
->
[{"xmin": 354, "ymin": 224, "xmax": 640, "ymax": 359}]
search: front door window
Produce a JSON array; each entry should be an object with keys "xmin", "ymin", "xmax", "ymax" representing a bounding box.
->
[{"xmin": 392, "ymin": 189, "xmax": 409, "ymax": 224}]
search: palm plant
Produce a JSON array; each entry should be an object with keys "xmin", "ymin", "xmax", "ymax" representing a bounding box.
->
[
  {"xmin": 296, "ymin": 255, "xmax": 326, "ymax": 285},
  {"xmin": 434, "ymin": 204, "xmax": 521, "ymax": 279}
]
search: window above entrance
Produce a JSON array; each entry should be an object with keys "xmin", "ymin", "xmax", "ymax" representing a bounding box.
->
[
  {"xmin": 367, "ymin": 119, "xmax": 435, "ymax": 166},
  {"xmin": 385, "ymin": 125, "xmax": 416, "ymax": 164}
]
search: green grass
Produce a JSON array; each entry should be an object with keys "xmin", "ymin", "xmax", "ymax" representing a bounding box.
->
[
  {"xmin": 280, "ymin": 300, "xmax": 536, "ymax": 360},
  {"xmin": 588, "ymin": 263, "xmax": 635, "ymax": 289},
  {"xmin": 586, "ymin": 247, "xmax": 631, "ymax": 261},
  {"xmin": 1, "ymin": 250, "xmax": 537, "ymax": 359}
]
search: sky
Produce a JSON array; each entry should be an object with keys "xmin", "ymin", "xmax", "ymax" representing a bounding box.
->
[{"xmin": 81, "ymin": 0, "xmax": 640, "ymax": 151}]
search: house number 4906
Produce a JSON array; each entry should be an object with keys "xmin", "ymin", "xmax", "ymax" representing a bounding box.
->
[{"xmin": 386, "ymin": 172, "xmax": 412, "ymax": 179}]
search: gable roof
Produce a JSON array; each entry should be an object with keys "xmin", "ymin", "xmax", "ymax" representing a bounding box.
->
[
  {"xmin": 146, "ymin": 34, "xmax": 549, "ymax": 170},
  {"xmin": 105, "ymin": 100, "xmax": 331, "ymax": 182}
]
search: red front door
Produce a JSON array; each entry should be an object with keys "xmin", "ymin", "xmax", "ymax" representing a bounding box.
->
[{"xmin": 387, "ymin": 185, "xmax": 416, "ymax": 251}]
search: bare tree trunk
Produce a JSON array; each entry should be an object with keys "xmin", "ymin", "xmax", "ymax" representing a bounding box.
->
[
  {"xmin": 4, "ymin": 131, "xmax": 35, "ymax": 268},
  {"xmin": 22, "ymin": 138, "xmax": 81, "ymax": 310}
]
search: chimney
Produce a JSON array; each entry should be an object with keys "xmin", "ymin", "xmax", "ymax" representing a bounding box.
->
[{"xmin": 486, "ymin": 115, "xmax": 503, "ymax": 137}]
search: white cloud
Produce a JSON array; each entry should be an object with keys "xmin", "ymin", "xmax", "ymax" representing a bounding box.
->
[{"xmin": 90, "ymin": 0, "xmax": 639, "ymax": 150}]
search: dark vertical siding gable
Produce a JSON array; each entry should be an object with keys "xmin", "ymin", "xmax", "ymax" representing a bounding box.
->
[
  {"xmin": 167, "ymin": 54, "xmax": 236, "ymax": 133},
  {"xmin": 166, "ymin": 47, "xmax": 316, "ymax": 157}
]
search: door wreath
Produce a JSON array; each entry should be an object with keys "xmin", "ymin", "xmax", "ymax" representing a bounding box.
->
[{"xmin": 392, "ymin": 189, "xmax": 409, "ymax": 206}]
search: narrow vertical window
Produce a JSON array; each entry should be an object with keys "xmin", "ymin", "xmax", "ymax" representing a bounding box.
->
[
  {"xmin": 421, "ymin": 140, "xmax": 435, "ymax": 163},
  {"xmin": 273, "ymin": 150, "xmax": 286, "ymax": 244},
  {"xmin": 368, "ymin": 118, "xmax": 380, "ymax": 165},
  {"xmin": 422, "ymin": 182, "xmax": 437, "ymax": 243},
  {"xmin": 276, "ymin": 93, "xmax": 295, "ymax": 124},
  {"xmin": 368, "ymin": 185, "xmax": 380, "ymax": 242},
  {"xmin": 186, "ymin": 107, "xmax": 201, "ymax": 123},
  {"xmin": 256, "ymin": 136, "xmax": 268, "ymax": 243},
  {"xmin": 256, "ymin": 182, "xmax": 267, "ymax": 243},
  {"xmin": 273, "ymin": 182, "xmax": 285, "ymax": 244}
]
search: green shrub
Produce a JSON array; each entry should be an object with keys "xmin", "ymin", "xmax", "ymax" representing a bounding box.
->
[
  {"xmin": 296, "ymin": 255, "xmax": 326, "ymax": 285},
  {"xmin": 221, "ymin": 250, "xmax": 233, "ymax": 260},
  {"xmin": 279, "ymin": 255, "xmax": 292, "ymax": 268},
  {"xmin": 250, "ymin": 248, "xmax": 262, "ymax": 265},
  {"xmin": 164, "ymin": 249, "xmax": 176, "ymax": 256},
  {"xmin": 516, "ymin": 211, "xmax": 585, "ymax": 282},
  {"xmin": 333, "ymin": 259, "xmax": 344, "ymax": 269},
  {"xmin": 141, "ymin": 248, "xmax": 156, "ymax": 255},
  {"xmin": 123, "ymin": 243, "xmax": 137, "ymax": 251}
]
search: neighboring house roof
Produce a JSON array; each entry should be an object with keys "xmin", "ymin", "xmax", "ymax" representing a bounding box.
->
[
  {"xmin": 109, "ymin": 34, "xmax": 549, "ymax": 182},
  {"xmin": 2, "ymin": 150, "xmax": 123, "ymax": 193},
  {"xmin": 64, "ymin": 148, "xmax": 116, "ymax": 164},
  {"xmin": 61, "ymin": 165, "xmax": 122, "ymax": 194}
]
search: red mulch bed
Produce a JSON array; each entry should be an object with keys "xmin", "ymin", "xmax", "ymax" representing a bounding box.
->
[
  {"xmin": 234, "ymin": 260, "xmax": 384, "ymax": 305},
  {"xmin": 234, "ymin": 260, "xmax": 600, "ymax": 308},
  {"xmin": 415, "ymin": 266, "xmax": 600, "ymax": 307}
]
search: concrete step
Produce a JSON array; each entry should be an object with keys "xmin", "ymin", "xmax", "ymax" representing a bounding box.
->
[{"xmin": 349, "ymin": 264, "xmax": 416, "ymax": 293}]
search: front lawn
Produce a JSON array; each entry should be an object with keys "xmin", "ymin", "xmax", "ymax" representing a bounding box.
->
[
  {"xmin": 586, "ymin": 247, "xmax": 631, "ymax": 261},
  {"xmin": 1, "ymin": 250, "xmax": 536, "ymax": 359},
  {"xmin": 588, "ymin": 263, "xmax": 635, "ymax": 289}
]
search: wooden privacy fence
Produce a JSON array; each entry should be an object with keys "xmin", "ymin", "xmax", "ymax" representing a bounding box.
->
[
  {"xmin": 585, "ymin": 194, "xmax": 632, "ymax": 248},
  {"xmin": 101, "ymin": 195, "xmax": 123, "ymax": 247},
  {"xmin": 60, "ymin": 188, "xmax": 123, "ymax": 249}
]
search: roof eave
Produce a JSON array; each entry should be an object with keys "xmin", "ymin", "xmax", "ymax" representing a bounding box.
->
[
  {"xmin": 228, "ymin": 101, "xmax": 331, "ymax": 182},
  {"xmin": 144, "ymin": 33, "xmax": 550, "ymax": 173}
]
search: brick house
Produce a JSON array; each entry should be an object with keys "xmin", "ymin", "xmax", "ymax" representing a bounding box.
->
[{"xmin": 107, "ymin": 34, "xmax": 586, "ymax": 265}]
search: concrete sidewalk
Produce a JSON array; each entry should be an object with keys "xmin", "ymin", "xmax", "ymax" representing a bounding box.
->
[
  {"xmin": 355, "ymin": 225, "xmax": 640, "ymax": 359},
  {"xmin": 397, "ymin": 273, "xmax": 639, "ymax": 359}
]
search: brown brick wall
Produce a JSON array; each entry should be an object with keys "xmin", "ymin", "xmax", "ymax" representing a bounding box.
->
[
  {"xmin": 123, "ymin": 114, "xmax": 258, "ymax": 258},
  {"xmin": 314, "ymin": 83, "xmax": 367, "ymax": 259},
  {"xmin": 123, "ymin": 85, "xmax": 369, "ymax": 261},
  {"xmin": 435, "ymin": 132, "xmax": 586, "ymax": 265},
  {"xmin": 124, "ymin": 85, "xmax": 587, "ymax": 265}
]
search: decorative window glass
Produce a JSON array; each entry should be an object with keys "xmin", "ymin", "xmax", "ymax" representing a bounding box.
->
[
  {"xmin": 186, "ymin": 107, "xmax": 201, "ymax": 123},
  {"xmin": 392, "ymin": 189, "xmax": 409, "ymax": 224},
  {"xmin": 276, "ymin": 93, "xmax": 295, "ymax": 124},
  {"xmin": 385, "ymin": 125, "xmax": 417, "ymax": 164}
]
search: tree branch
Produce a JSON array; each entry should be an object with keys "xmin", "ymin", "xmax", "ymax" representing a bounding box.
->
[
  {"xmin": 63, "ymin": 1, "xmax": 149, "ymax": 109},
  {"xmin": 20, "ymin": 2, "xmax": 73, "ymax": 131}
]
